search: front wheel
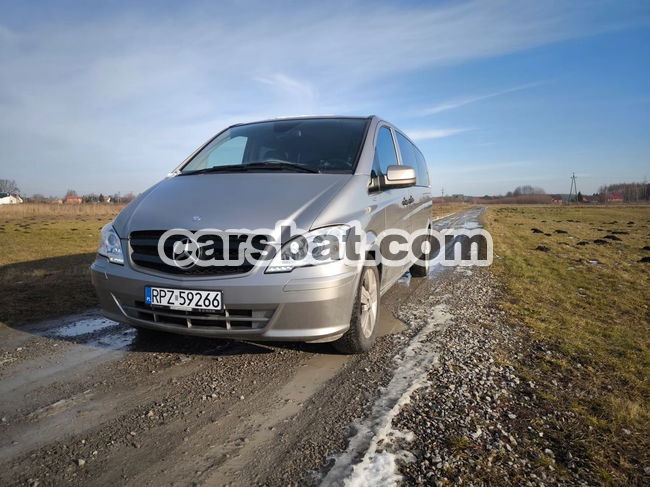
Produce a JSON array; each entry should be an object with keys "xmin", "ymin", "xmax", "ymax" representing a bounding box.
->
[{"xmin": 332, "ymin": 265, "xmax": 380, "ymax": 354}]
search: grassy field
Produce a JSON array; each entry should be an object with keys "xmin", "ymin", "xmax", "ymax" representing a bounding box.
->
[
  {"xmin": 0, "ymin": 204, "xmax": 123, "ymax": 326},
  {"xmin": 485, "ymin": 205, "xmax": 650, "ymax": 484}
]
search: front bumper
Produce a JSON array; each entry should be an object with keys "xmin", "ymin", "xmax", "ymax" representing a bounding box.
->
[{"xmin": 90, "ymin": 257, "xmax": 360, "ymax": 342}]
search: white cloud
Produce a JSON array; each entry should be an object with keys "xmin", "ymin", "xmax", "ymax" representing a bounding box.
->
[
  {"xmin": 407, "ymin": 128, "xmax": 472, "ymax": 140},
  {"xmin": 255, "ymin": 73, "xmax": 315, "ymax": 102},
  {"xmin": 422, "ymin": 82, "xmax": 546, "ymax": 115}
]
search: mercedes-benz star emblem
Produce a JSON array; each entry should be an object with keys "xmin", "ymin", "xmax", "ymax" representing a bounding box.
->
[{"xmin": 172, "ymin": 237, "xmax": 201, "ymax": 268}]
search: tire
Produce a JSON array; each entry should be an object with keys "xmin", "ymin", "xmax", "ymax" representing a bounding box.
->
[
  {"xmin": 333, "ymin": 265, "xmax": 380, "ymax": 354},
  {"xmin": 410, "ymin": 230, "xmax": 433, "ymax": 278}
]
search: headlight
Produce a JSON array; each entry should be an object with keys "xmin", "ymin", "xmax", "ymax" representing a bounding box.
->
[
  {"xmin": 265, "ymin": 225, "xmax": 349, "ymax": 273},
  {"xmin": 98, "ymin": 223, "xmax": 124, "ymax": 265}
]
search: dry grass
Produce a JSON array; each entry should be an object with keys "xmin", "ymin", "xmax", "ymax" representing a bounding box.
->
[
  {"xmin": 431, "ymin": 202, "xmax": 471, "ymax": 220},
  {"xmin": 0, "ymin": 204, "xmax": 122, "ymax": 325},
  {"xmin": 485, "ymin": 205, "xmax": 650, "ymax": 484},
  {"xmin": 0, "ymin": 202, "xmax": 123, "ymax": 219}
]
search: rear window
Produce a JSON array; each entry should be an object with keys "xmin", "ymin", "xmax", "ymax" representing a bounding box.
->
[{"xmin": 414, "ymin": 150, "xmax": 430, "ymax": 187}]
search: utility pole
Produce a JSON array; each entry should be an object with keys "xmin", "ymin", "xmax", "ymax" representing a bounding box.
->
[
  {"xmin": 568, "ymin": 172, "xmax": 578, "ymax": 203},
  {"xmin": 441, "ymin": 187, "xmax": 445, "ymax": 198}
]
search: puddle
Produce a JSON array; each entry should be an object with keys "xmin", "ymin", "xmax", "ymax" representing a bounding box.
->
[
  {"xmin": 34, "ymin": 313, "xmax": 137, "ymax": 351},
  {"xmin": 463, "ymin": 221, "xmax": 481, "ymax": 229},
  {"xmin": 397, "ymin": 272, "xmax": 412, "ymax": 287},
  {"xmin": 91, "ymin": 327, "xmax": 138, "ymax": 349},
  {"xmin": 46, "ymin": 317, "xmax": 118, "ymax": 338}
]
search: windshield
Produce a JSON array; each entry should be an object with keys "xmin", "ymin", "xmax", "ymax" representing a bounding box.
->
[{"xmin": 181, "ymin": 118, "xmax": 368, "ymax": 174}]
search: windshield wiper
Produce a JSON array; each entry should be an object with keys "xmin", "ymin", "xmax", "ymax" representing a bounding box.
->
[
  {"xmin": 181, "ymin": 161, "xmax": 319, "ymax": 175},
  {"xmin": 180, "ymin": 164, "xmax": 249, "ymax": 175},
  {"xmin": 241, "ymin": 161, "xmax": 319, "ymax": 173}
]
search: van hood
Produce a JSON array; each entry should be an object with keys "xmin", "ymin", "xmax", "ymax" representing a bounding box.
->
[{"xmin": 113, "ymin": 173, "xmax": 351, "ymax": 236}]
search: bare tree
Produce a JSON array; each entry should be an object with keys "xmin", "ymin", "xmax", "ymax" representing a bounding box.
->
[
  {"xmin": 122, "ymin": 192, "xmax": 137, "ymax": 203},
  {"xmin": 512, "ymin": 185, "xmax": 545, "ymax": 196},
  {"xmin": 65, "ymin": 189, "xmax": 78, "ymax": 198},
  {"xmin": 598, "ymin": 182, "xmax": 650, "ymax": 202},
  {"xmin": 0, "ymin": 179, "xmax": 20, "ymax": 194},
  {"xmin": 30, "ymin": 194, "xmax": 48, "ymax": 203}
]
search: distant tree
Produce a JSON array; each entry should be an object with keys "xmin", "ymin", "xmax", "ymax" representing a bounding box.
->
[
  {"xmin": 513, "ymin": 185, "xmax": 545, "ymax": 196},
  {"xmin": 0, "ymin": 179, "xmax": 20, "ymax": 195},
  {"xmin": 83, "ymin": 193, "xmax": 100, "ymax": 203},
  {"xmin": 577, "ymin": 191, "xmax": 583, "ymax": 202},
  {"xmin": 30, "ymin": 194, "xmax": 47, "ymax": 203},
  {"xmin": 65, "ymin": 189, "xmax": 78, "ymax": 198},
  {"xmin": 98, "ymin": 193, "xmax": 105, "ymax": 203},
  {"xmin": 605, "ymin": 182, "xmax": 649, "ymax": 202},
  {"xmin": 596, "ymin": 181, "xmax": 649, "ymax": 202}
]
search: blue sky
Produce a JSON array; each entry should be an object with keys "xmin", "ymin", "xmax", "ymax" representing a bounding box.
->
[{"xmin": 1, "ymin": 0, "xmax": 648, "ymax": 197}]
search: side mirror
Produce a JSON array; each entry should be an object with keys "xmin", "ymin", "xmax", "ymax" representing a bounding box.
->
[{"xmin": 384, "ymin": 165, "xmax": 416, "ymax": 189}]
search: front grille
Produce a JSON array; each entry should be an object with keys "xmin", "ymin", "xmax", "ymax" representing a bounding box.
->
[
  {"xmin": 129, "ymin": 230, "xmax": 257, "ymax": 276},
  {"xmin": 122, "ymin": 300, "xmax": 273, "ymax": 330}
]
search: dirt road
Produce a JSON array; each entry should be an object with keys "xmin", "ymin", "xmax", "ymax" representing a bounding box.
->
[{"xmin": 0, "ymin": 208, "xmax": 485, "ymax": 486}]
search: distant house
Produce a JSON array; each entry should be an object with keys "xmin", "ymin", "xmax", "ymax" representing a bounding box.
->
[
  {"xmin": 607, "ymin": 192, "xmax": 624, "ymax": 203},
  {"xmin": 0, "ymin": 193, "xmax": 23, "ymax": 205},
  {"xmin": 551, "ymin": 195, "xmax": 563, "ymax": 204},
  {"xmin": 65, "ymin": 195, "xmax": 83, "ymax": 204},
  {"xmin": 580, "ymin": 195, "xmax": 595, "ymax": 203}
]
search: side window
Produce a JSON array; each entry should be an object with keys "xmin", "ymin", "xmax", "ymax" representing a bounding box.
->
[
  {"xmin": 396, "ymin": 132, "xmax": 417, "ymax": 167},
  {"xmin": 414, "ymin": 150, "xmax": 430, "ymax": 187},
  {"xmin": 374, "ymin": 127, "xmax": 398, "ymax": 174},
  {"xmin": 206, "ymin": 136, "xmax": 247, "ymax": 167},
  {"xmin": 397, "ymin": 132, "xmax": 429, "ymax": 186}
]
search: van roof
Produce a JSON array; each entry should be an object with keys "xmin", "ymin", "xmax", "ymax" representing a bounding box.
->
[{"xmin": 230, "ymin": 115, "xmax": 375, "ymax": 127}]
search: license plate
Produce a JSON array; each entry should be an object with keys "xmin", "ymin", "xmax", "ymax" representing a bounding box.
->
[{"xmin": 145, "ymin": 286, "xmax": 223, "ymax": 312}]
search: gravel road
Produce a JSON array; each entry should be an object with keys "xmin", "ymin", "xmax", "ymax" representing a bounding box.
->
[{"xmin": 1, "ymin": 207, "xmax": 544, "ymax": 487}]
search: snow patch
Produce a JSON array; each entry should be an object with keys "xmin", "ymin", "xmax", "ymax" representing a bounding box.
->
[{"xmin": 320, "ymin": 304, "xmax": 453, "ymax": 486}]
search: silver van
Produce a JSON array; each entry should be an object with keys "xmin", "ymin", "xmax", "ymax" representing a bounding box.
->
[{"xmin": 91, "ymin": 116, "xmax": 432, "ymax": 353}]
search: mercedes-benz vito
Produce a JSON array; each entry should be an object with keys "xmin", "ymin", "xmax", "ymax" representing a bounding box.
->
[{"xmin": 91, "ymin": 116, "xmax": 432, "ymax": 353}]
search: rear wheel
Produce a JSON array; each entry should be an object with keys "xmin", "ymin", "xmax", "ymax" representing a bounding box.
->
[
  {"xmin": 410, "ymin": 230, "xmax": 433, "ymax": 278},
  {"xmin": 332, "ymin": 265, "xmax": 380, "ymax": 354}
]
